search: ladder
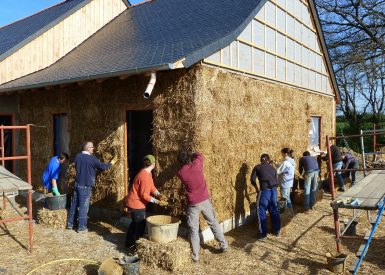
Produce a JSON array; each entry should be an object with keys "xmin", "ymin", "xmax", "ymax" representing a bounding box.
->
[{"xmin": 349, "ymin": 198, "xmax": 385, "ymax": 274}]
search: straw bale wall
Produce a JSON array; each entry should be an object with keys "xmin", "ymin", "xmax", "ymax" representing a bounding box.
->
[
  {"xmin": 190, "ymin": 65, "xmax": 335, "ymax": 223},
  {"xmin": 17, "ymin": 68, "xmax": 198, "ymax": 209},
  {"xmin": 16, "ymin": 64, "xmax": 335, "ymax": 222}
]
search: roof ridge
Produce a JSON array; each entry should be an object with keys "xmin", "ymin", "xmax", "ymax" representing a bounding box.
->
[{"xmin": 0, "ymin": 0, "xmax": 75, "ymax": 30}]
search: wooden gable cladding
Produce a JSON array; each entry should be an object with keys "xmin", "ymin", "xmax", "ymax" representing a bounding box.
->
[{"xmin": 0, "ymin": 0, "xmax": 127, "ymax": 85}]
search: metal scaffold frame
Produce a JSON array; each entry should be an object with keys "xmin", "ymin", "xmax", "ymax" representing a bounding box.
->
[
  {"xmin": 326, "ymin": 126, "xmax": 385, "ymax": 274},
  {"xmin": 0, "ymin": 125, "xmax": 33, "ymax": 252}
]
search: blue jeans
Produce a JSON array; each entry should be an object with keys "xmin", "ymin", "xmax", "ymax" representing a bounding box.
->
[
  {"xmin": 304, "ymin": 171, "xmax": 319, "ymax": 210},
  {"xmin": 333, "ymin": 161, "xmax": 345, "ymax": 188},
  {"xmin": 257, "ymin": 189, "xmax": 280, "ymax": 236},
  {"xmin": 281, "ymin": 187, "xmax": 292, "ymax": 208},
  {"xmin": 67, "ymin": 184, "xmax": 92, "ymax": 230}
]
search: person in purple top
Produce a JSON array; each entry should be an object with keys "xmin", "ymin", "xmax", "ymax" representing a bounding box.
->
[
  {"xmin": 342, "ymin": 152, "xmax": 359, "ymax": 185},
  {"xmin": 177, "ymin": 150, "xmax": 228, "ymax": 262}
]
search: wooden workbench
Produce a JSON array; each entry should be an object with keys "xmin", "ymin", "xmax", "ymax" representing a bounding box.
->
[
  {"xmin": 331, "ymin": 171, "xmax": 385, "ymax": 210},
  {"xmin": 0, "ymin": 165, "xmax": 31, "ymax": 193}
]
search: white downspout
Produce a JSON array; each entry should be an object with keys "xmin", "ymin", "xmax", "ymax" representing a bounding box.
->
[{"xmin": 143, "ymin": 72, "xmax": 157, "ymax": 99}]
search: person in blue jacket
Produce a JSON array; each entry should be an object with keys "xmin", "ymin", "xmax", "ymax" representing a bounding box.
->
[
  {"xmin": 67, "ymin": 141, "xmax": 117, "ymax": 233},
  {"xmin": 251, "ymin": 154, "xmax": 280, "ymax": 240},
  {"xmin": 42, "ymin": 153, "xmax": 69, "ymax": 196}
]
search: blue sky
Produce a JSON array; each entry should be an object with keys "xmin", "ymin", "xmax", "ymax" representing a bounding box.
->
[{"xmin": 0, "ymin": 0, "xmax": 143, "ymax": 27}]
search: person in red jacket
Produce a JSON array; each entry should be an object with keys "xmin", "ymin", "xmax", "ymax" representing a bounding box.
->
[
  {"xmin": 177, "ymin": 151, "xmax": 228, "ymax": 262},
  {"xmin": 124, "ymin": 155, "xmax": 167, "ymax": 248}
]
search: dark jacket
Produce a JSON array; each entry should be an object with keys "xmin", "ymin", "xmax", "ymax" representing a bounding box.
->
[
  {"xmin": 74, "ymin": 153, "xmax": 111, "ymax": 187},
  {"xmin": 323, "ymin": 145, "xmax": 342, "ymax": 163},
  {"xmin": 299, "ymin": 156, "xmax": 319, "ymax": 174},
  {"xmin": 250, "ymin": 163, "xmax": 278, "ymax": 190}
]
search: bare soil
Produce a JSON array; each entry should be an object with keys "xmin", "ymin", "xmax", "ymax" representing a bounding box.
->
[{"xmin": 1, "ymin": 194, "xmax": 384, "ymax": 275}]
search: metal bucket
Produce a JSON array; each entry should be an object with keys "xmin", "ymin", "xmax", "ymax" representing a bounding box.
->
[
  {"xmin": 118, "ymin": 256, "xmax": 140, "ymax": 275},
  {"xmin": 146, "ymin": 215, "xmax": 180, "ymax": 244},
  {"xmin": 326, "ymin": 253, "xmax": 347, "ymax": 273},
  {"xmin": 278, "ymin": 197, "xmax": 288, "ymax": 214},
  {"xmin": 45, "ymin": 194, "xmax": 67, "ymax": 210}
]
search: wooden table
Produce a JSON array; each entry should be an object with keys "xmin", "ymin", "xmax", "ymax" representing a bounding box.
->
[
  {"xmin": 331, "ymin": 171, "xmax": 385, "ymax": 210},
  {"xmin": 0, "ymin": 165, "xmax": 33, "ymax": 252}
]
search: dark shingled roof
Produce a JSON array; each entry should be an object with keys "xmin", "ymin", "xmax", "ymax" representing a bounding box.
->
[
  {"xmin": 0, "ymin": 0, "xmax": 91, "ymax": 61},
  {"xmin": 0, "ymin": 0, "xmax": 264, "ymax": 92}
]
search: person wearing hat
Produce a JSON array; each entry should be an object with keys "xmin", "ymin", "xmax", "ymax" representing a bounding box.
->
[{"xmin": 124, "ymin": 154, "xmax": 168, "ymax": 248}]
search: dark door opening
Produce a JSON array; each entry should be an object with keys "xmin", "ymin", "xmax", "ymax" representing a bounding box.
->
[
  {"xmin": 126, "ymin": 111, "xmax": 153, "ymax": 185},
  {"xmin": 53, "ymin": 114, "xmax": 70, "ymax": 156},
  {"xmin": 0, "ymin": 115, "xmax": 13, "ymax": 172}
]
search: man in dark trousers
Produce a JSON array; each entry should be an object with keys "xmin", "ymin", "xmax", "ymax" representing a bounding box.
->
[
  {"xmin": 177, "ymin": 151, "xmax": 228, "ymax": 263},
  {"xmin": 342, "ymin": 152, "xmax": 359, "ymax": 185},
  {"xmin": 250, "ymin": 154, "xmax": 280, "ymax": 240},
  {"xmin": 299, "ymin": 151, "xmax": 319, "ymax": 211},
  {"xmin": 322, "ymin": 144, "xmax": 345, "ymax": 191},
  {"xmin": 67, "ymin": 141, "xmax": 116, "ymax": 233}
]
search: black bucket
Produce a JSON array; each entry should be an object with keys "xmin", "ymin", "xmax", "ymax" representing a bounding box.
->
[
  {"xmin": 45, "ymin": 194, "xmax": 67, "ymax": 210},
  {"xmin": 118, "ymin": 256, "xmax": 140, "ymax": 275},
  {"xmin": 278, "ymin": 197, "xmax": 287, "ymax": 214}
]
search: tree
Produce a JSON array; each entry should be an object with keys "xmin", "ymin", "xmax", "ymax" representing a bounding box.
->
[{"xmin": 316, "ymin": 0, "xmax": 385, "ymax": 123}]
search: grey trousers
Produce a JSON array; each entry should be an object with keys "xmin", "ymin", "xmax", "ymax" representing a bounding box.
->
[{"xmin": 187, "ymin": 199, "xmax": 228, "ymax": 260}]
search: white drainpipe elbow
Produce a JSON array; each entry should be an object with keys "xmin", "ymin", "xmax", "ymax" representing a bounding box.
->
[{"xmin": 143, "ymin": 72, "xmax": 157, "ymax": 99}]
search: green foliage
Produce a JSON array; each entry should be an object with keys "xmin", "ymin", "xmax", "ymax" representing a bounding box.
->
[{"xmin": 337, "ymin": 115, "xmax": 385, "ymax": 152}]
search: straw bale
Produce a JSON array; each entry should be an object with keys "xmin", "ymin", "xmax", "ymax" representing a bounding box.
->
[
  {"xmin": 136, "ymin": 237, "xmax": 191, "ymax": 271},
  {"xmin": 292, "ymin": 189, "xmax": 324, "ymax": 206},
  {"xmin": 37, "ymin": 208, "xmax": 68, "ymax": 229}
]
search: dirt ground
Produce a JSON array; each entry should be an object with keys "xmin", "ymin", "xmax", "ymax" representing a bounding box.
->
[{"xmin": 0, "ymin": 193, "xmax": 384, "ymax": 275}]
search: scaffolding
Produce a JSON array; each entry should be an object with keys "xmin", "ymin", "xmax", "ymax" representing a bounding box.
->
[
  {"xmin": 0, "ymin": 125, "xmax": 33, "ymax": 252},
  {"xmin": 326, "ymin": 128, "xmax": 385, "ymax": 274}
]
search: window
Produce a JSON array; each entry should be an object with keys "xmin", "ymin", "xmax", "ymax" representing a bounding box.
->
[
  {"xmin": 286, "ymin": 61, "xmax": 295, "ymax": 83},
  {"xmin": 295, "ymin": 20, "xmax": 301, "ymax": 41},
  {"xmin": 277, "ymin": 0, "xmax": 286, "ymax": 8},
  {"xmin": 295, "ymin": 0, "xmax": 302, "ymax": 19},
  {"xmin": 231, "ymin": 42, "xmax": 238, "ymax": 68},
  {"xmin": 266, "ymin": 53, "xmax": 276, "ymax": 78},
  {"xmin": 53, "ymin": 114, "xmax": 70, "ymax": 156},
  {"xmin": 287, "ymin": 38, "xmax": 294, "ymax": 60},
  {"xmin": 239, "ymin": 43, "xmax": 252, "ymax": 71},
  {"xmin": 239, "ymin": 23, "xmax": 252, "ymax": 42},
  {"xmin": 265, "ymin": 1, "xmax": 276, "ymax": 27},
  {"xmin": 222, "ymin": 46, "xmax": 230, "ymax": 65},
  {"xmin": 256, "ymin": 5, "xmax": 265, "ymax": 21},
  {"xmin": 277, "ymin": 8, "xmax": 286, "ymax": 32},
  {"xmin": 207, "ymin": 51, "xmax": 220, "ymax": 63},
  {"xmin": 295, "ymin": 42, "xmax": 302, "ymax": 63},
  {"xmin": 277, "ymin": 57, "xmax": 286, "ymax": 81},
  {"xmin": 266, "ymin": 27, "xmax": 276, "ymax": 52},
  {"xmin": 253, "ymin": 20, "xmax": 265, "ymax": 48},
  {"xmin": 286, "ymin": 15, "xmax": 295, "ymax": 38},
  {"xmin": 309, "ymin": 116, "xmax": 321, "ymax": 149},
  {"xmin": 277, "ymin": 32, "xmax": 286, "ymax": 57},
  {"xmin": 253, "ymin": 48, "xmax": 265, "ymax": 75}
]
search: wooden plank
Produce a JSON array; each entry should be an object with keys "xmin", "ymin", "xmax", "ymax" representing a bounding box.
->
[
  {"xmin": 356, "ymin": 244, "xmax": 366, "ymax": 257},
  {"xmin": 0, "ymin": 166, "xmax": 31, "ymax": 191},
  {"xmin": 349, "ymin": 258, "xmax": 359, "ymax": 273},
  {"xmin": 364, "ymin": 229, "xmax": 372, "ymax": 240}
]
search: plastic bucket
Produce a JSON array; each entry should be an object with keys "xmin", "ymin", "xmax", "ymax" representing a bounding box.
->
[
  {"xmin": 326, "ymin": 253, "xmax": 347, "ymax": 273},
  {"xmin": 45, "ymin": 194, "xmax": 67, "ymax": 210},
  {"xmin": 146, "ymin": 215, "xmax": 180, "ymax": 244},
  {"xmin": 278, "ymin": 197, "xmax": 288, "ymax": 214},
  {"xmin": 118, "ymin": 256, "xmax": 140, "ymax": 275}
]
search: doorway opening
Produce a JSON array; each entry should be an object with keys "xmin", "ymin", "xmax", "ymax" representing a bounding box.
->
[
  {"xmin": 53, "ymin": 114, "xmax": 70, "ymax": 156},
  {"xmin": 0, "ymin": 115, "xmax": 13, "ymax": 172},
  {"xmin": 126, "ymin": 110, "xmax": 153, "ymax": 185}
]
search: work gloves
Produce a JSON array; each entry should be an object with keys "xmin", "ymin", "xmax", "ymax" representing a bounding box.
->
[
  {"xmin": 151, "ymin": 198, "xmax": 168, "ymax": 207},
  {"xmin": 52, "ymin": 187, "xmax": 61, "ymax": 196}
]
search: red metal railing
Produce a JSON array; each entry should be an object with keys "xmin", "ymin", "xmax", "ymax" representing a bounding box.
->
[
  {"xmin": 326, "ymin": 131, "xmax": 385, "ymax": 253},
  {"xmin": 0, "ymin": 125, "xmax": 33, "ymax": 252}
]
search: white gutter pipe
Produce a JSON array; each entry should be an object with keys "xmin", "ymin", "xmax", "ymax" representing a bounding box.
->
[{"xmin": 143, "ymin": 72, "xmax": 157, "ymax": 99}]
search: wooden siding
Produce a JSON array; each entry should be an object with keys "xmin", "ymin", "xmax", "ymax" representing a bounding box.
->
[
  {"xmin": 0, "ymin": 0, "xmax": 127, "ymax": 85},
  {"xmin": 204, "ymin": 0, "xmax": 335, "ymax": 97}
]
